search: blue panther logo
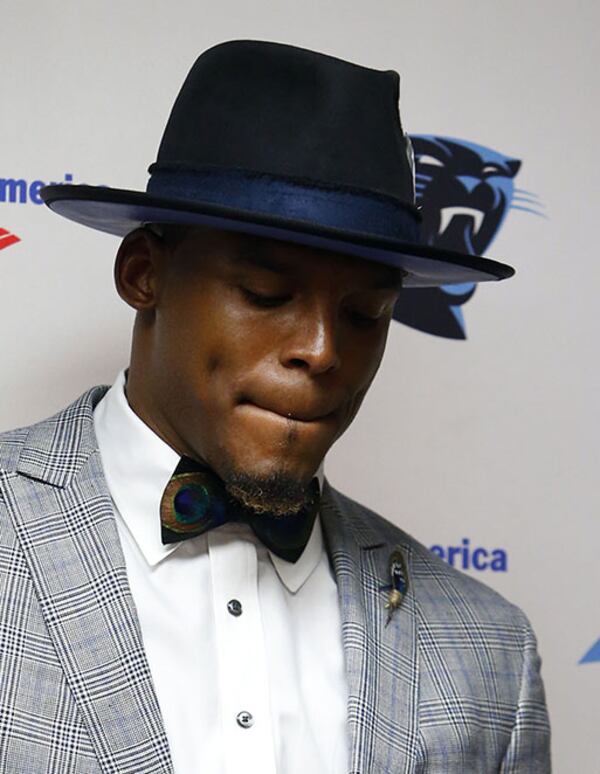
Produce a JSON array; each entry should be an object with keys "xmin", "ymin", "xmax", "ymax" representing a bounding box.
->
[{"xmin": 393, "ymin": 135, "xmax": 544, "ymax": 339}]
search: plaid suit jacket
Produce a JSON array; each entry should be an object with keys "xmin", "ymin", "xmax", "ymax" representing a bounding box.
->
[{"xmin": 0, "ymin": 386, "xmax": 551, "ymax": 773}]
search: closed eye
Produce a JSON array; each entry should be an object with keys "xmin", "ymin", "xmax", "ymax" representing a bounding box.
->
[
  {"xmin": 241, "ymin": 288, "xmax": 291, "ymax": 308},
  {"xmin": 346, "ymin": 308, "xmax": 383, "ymax": 329}
]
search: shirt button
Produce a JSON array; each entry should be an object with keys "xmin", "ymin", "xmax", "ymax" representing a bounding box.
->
[
  {"xmin": 236, "ymin": 710, "xmax": 254, "ymax": 728},
  {"xmin": 227, "ymin": 599, "xmax": 243, "ymax": 617}
]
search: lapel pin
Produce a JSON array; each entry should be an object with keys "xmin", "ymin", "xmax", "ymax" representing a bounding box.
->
[{"xmin": 383, "ymin": 548, "xmax": 409, "ymax": 627}]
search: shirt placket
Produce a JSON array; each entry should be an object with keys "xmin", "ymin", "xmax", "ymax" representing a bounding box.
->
[{"xmin": 208, "ymin": 529, "xmax": 278, "ymax": 774}]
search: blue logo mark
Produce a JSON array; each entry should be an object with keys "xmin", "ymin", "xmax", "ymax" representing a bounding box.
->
[
  {"xmin": 580, "ymin": 639, "xmax": 600, "ymax": 664},
  {"xmin": 430, "ymin": 537, "xmax": 507, "ymax": 571},
  {"xmin": 394, "ymin": 135, "xmax": 545, "ymax": 340}
]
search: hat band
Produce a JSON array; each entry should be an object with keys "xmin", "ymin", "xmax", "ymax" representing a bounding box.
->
[{"xmin": 146, "ymin": 168, "xmax": 420, "ymax": 243}]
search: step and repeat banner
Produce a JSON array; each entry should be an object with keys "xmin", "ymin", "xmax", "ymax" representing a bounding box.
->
[{"xmin": 2, "ymin": 1, "xmax": 598, "ymax": 770}]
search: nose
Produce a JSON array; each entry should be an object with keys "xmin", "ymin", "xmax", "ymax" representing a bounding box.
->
[{"xmin": 280, "ymin": 302, "xmax": 342, "ymax": 375}]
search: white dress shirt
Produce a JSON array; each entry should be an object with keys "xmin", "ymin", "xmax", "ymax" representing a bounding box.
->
[{"xmin": 93, "ymin": 370, "xmax": 349, "ymax": 774}]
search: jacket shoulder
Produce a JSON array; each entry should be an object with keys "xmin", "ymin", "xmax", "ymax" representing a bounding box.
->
[{"xmin": 0, "ymin": 385, "xmax": 109, "ymax": 478}]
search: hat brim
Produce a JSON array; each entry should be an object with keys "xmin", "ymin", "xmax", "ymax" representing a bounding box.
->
[{"xmin": 41, "ymin": 184, "xmax": 514, "ymax": 289}]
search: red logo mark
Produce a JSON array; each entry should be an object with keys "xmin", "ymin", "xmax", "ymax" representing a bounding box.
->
[{"xmin": 0, "ymin": 228, "xmax": 20, "ymax": 250}]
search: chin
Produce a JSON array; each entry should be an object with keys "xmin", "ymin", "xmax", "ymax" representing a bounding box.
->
[{"xmin": 213, "ymin": 450, "xmax": 320, "ymax": 516}]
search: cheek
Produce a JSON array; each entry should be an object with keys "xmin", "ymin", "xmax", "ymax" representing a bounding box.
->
[
  {"xmin": 206, "ymin": 353, "xmax": 221, "ymax": 374},
  {"xmin": 150, "ymin": 303, "xmax": 221, "ymax": 421},
  {"xmin": 156, "ymin": 302, "xmax": 268, "ymax": 416},
  {"xmin": 337, "ymin": 328, "xmax": 389, "ymax": 426},
  {"xmin": 344, "ymin": 327, "xmax": 388, "ymax": 384}
]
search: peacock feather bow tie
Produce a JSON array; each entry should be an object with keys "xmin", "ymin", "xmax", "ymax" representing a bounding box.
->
[{"xmin": 160, "ymin": 456, "xmax": 320, "ymax": 563}]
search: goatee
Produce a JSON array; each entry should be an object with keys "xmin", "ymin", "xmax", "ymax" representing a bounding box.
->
[{"xmin": 224, "ymin": 470, "xmax": 316, "ymax": 518}]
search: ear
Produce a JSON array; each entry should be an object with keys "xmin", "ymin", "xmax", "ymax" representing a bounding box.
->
[{"xmin": 114, "ymin": 227, "xmax": 165, "ymax": 311}]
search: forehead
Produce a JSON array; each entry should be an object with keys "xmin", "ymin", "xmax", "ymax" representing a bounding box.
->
[{"xmin": 165, "ymin": 224, "xmax": 403, "ymax": 288}]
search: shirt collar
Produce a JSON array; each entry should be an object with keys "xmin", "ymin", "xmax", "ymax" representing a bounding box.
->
[{"xmin": 93, "ymin": 368, "xmax": 324, "ymax": 592}]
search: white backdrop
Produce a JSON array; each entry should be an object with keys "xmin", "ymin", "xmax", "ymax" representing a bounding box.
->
[{"xmin": 2, "ymin": 2, "xmax": 599, "ymax": 770}]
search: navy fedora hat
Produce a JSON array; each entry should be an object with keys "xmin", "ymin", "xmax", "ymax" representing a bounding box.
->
[{"xmin": 41, "ymin": 39, "xmax": 514, "ymax": 288}]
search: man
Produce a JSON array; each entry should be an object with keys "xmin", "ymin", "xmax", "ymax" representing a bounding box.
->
[{"xmin": 0, "ymin": 40, "xmax": 550, "ymax": 772}]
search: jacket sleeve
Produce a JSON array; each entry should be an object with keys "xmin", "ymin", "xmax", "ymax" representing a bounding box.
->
[{"xmin": 501, "ymin": 619, "xmax": 552, "ymax": 773}]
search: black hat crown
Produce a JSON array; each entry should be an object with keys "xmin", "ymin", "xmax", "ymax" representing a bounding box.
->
[{"xmin": 150, "ymin": 40, "xmax": 416, "ymax": 208}]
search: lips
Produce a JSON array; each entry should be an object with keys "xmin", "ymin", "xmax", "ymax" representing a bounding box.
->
[{"xmin": 238, "ymin": 396, "xmax": 338, "ymax": 423}]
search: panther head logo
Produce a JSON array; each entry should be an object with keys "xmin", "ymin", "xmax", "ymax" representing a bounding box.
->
[{"xmin": 393, "ymin": 135, "xmax": 543, "ymax": 339}]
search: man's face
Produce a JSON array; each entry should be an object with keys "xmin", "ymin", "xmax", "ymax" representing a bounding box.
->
[{"xmin": 125, "ymin": 226, "xmax": 400, "ymax": 513}]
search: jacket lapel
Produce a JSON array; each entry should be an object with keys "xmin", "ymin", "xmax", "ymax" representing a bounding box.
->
[
  {"xmin": 1, "ymin": 387, "xmax": 174, "ymax": 774},
  {"xmin": 321, "ymin": 482, "xmax": 419, "ymax": 774}
]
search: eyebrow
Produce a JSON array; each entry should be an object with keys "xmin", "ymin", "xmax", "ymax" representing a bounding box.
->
[
  {"xmin": 234, "ymin": 250, "xmax": 293, "ymax": 275},
  {"xmin": 234, "ymin": 246, "xmax": 405, "ymax": 290}
]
